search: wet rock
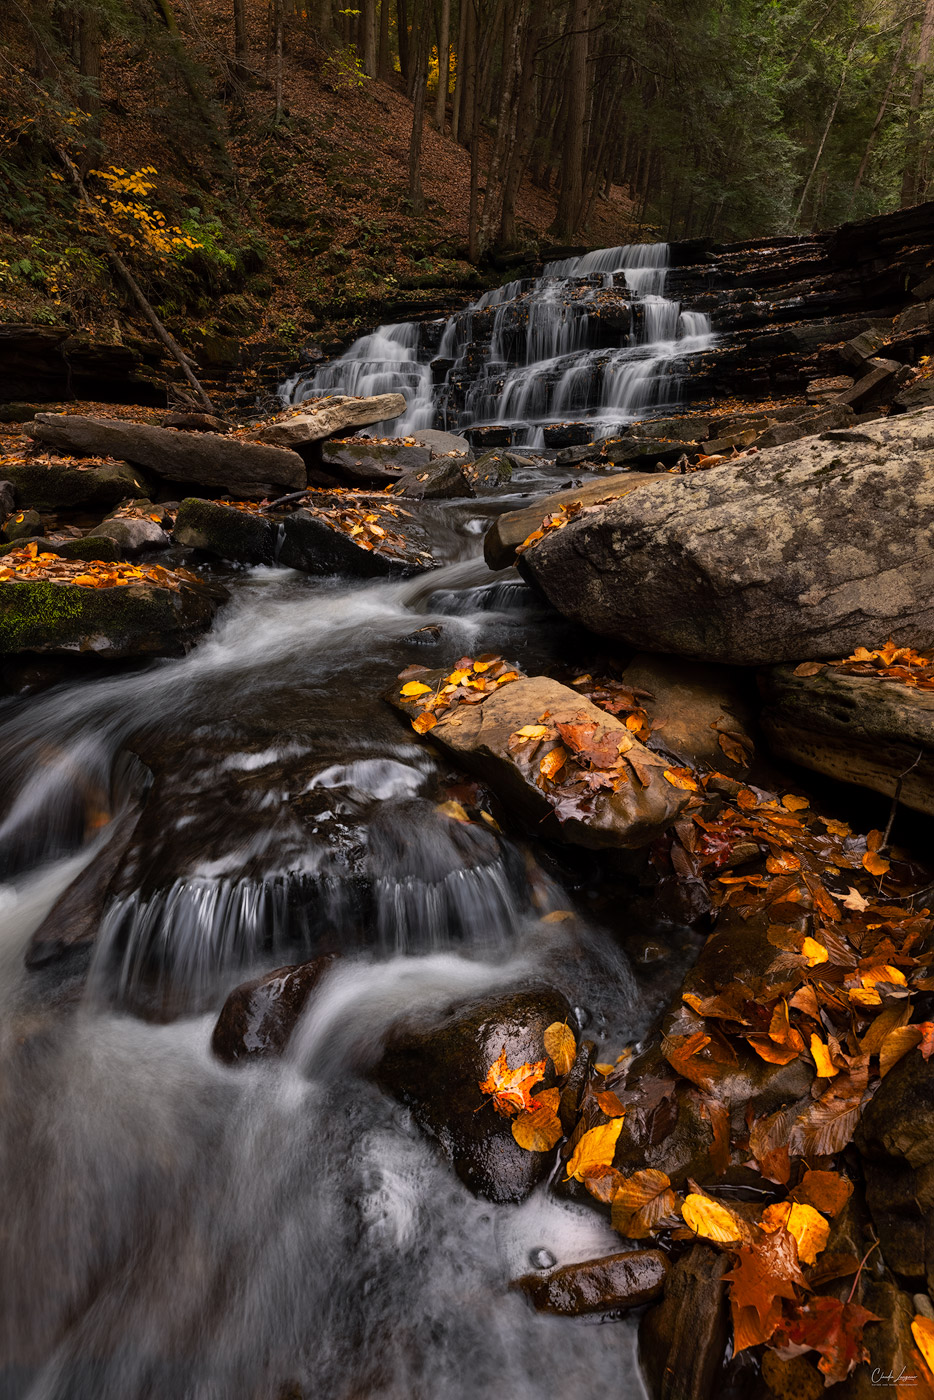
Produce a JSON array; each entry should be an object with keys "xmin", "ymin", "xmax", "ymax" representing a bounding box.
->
[
  {"xmin": 753, "ymin": 402, "xmax": 854, "ymax": 448},
  {"xmin": 402, "ymin": 623, "xmax": 444, "ymax": 646},
  {"xmin": 2, "ymin": 508, "xmax": 42, "ymax": 543},
  {"xmin": 321, "ymin": 439, "xmax": 433, "ymax": 485},
  {"xmin": 26, "ymin": 414, "xmax": 305, "ymax": 499},
  {"xmin": 173, "ymin": 498, "xmax": 277, "ymax": 566},
  {"xmin": 386, "ymin": 673, "xmax": 689, "ymax": 850},
  {"xmin": 519, "ymin": 409, "xmax": 934, "ymax": 665},
  {"xmin": 86, "ymin": 508, "xmax": 170, "ymax": 555},
  {"xmin": 639, "ymin": 1244, "xmax": 730, "ymax": 1400},
  {"xmin": 0, "ymin": 534, "xmax": 126, "ymax": 564},
  {"xmin": 162, "ymin": 412, "xmax": 230, "ymax": 433},
  {"xmin": 211, "ymin": 956, "xmax": 335, "ymax": 1063},
  {"xmin": 513, "ymin": 1249, "xmax": 668, "ymax": 1315},
  {"xmin": 0, "ymin": 571, "xmax": 225, "ymax": 659},
  {"xmin": 0, "ymin": 481, "xmax": 14, "ymax": 516},
  {"xmin": 854, "ymin": 1052, "xmax": 934, "ymax": 1289},
  {"xmin": 761, "ymin": 664, "xmax": 934, "ymax": 816},
  {"xmin": 483, "ymin": 472, "xmax": 663, "ymax": 569},
  {"xmin": 26, "ymin": 798, "xmax": 146, "ymax": 967},
  {"xmin": 376, "ymin": 986, "xmax": 571, "ymax": 1203},
  {"xmin": 621, "ymin": 653, "xmax": 755, "ymax": 771},
  {"xmin": 390, "ymin": 455, "xmax": 475, "ymax": 500},
  {"xmin": 279, "ymin": 502, "xmax": 437, "ymax": 578},
  {"xmin": 462, "ymin": 449, "xmax": 512, "ymax": 493},
  {"xmin": 255, "ymin": 394, "xmax": 406, "ymax": 447},
  {"xmin": 2, "ymin": 455, "xmax": 151, "ymax": 511}
]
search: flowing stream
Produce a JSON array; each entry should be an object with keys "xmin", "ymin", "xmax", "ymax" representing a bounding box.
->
[{"xmin": 0, "ymin": 245, "xmax": 706, "ymax": 1400}]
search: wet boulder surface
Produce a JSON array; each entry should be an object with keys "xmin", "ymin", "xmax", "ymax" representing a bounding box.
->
[
  {"xmin": 211, "ymin": 956, "xmax": 335, "ymax": 1063},
  {"xmin": 519, "ymin": 409, "xmax": 934, "ymax": 665},
  {"xmin": 376, "ymin": 986, "xmax": 572, "ymax": 1203},
  {"xmin": 513, "ymin": 1248, "xmax": 668, "ymax": 1315}
]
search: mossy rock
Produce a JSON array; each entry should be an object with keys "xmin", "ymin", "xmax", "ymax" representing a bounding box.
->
[
  {"xmin": 0, "ymin": 575, "xmax": 225, "ymax": 658},
  {"xmin": 0, "ymin": 536, "xmax": 125, "ymax": 563},
  {"xmin": 4, "ymin": 459, "xmax": 151, "ymax": 511},
  {"xmin": 173, "ymin": 498, "xmax": 277, "ymax": 565}
]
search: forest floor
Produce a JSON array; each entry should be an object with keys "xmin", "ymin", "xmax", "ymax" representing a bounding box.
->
[{"xmin": 0, "ymin": 2, "xmax": 646, "ymax": 376}]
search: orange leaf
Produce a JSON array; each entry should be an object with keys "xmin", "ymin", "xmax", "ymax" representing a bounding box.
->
[
  {"xmin": 594, "ymin": 1090, "xmax": 627, "ymax": 1118},
  {"xmin": 478, "ymin": 1049, "xmax": 546, "ymax": 1118},
  {"xmin": 611, "ymin": 1169, "xmax": 680, "ymax": 1239},
  {"xmin": 539, "ymin": 745, "xmax": 567, "ymax": 782},
  {"xmin": 761, "ymin": 1201, "xmax": 829, "ymax": 1264},
  {"xmin": 412, "ymin": 711, "xmax": 437, "ymax": 734},
  {"xmin": 790, "ymin": 1170, "xmax": 853, "ymax": 1218},
  {"xmin": 564, "ymin": 1119, "xmax": 623, "ymax": 1182},
  {"xmin": 511, "ymin": 1091, "xmax": 563, "ymax": 1153},
  {"xmin": 663, "ymin": 767, "xmax": 698, "ymax": 791},
  {"xmin": 543, "ymin": 1021, "xmax": 576, "ymax": 1076}
]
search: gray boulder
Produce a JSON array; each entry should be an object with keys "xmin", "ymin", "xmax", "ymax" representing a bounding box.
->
[
  {"xmin": 256, "ymin": 394, "xmax": 406, "ymax": 447},
  {"xmin": 278, "ymin": 500, "xmax": 438, "ymax": 578},
  {"xmin": 26, "ymin": 414, "xmax": 305, "ymax": 499},
  {"xmin": 173, "ymin": 498, "xmax": 277, "ymax": 566},
  {"xmin": 520, "ymin": 409, "xmax": 934, "ymax": 665},
  {"xmin": 761, "ymin": 663, "xmax": 934, "ymax": 816},
  {"xmin": 321, "ymin": 439, "xmax": 433, "ymax": 486},
  {"xmin": 411, "ymin": 428, "xmax": 473, "ymax": 458}
]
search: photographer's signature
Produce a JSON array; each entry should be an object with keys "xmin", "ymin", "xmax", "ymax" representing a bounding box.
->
[{"xmin": 871, "ymin": 1367, "xmax": 919, "ymax": 1387}]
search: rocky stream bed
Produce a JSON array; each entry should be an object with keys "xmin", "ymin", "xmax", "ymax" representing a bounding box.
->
[{"xmin": 5, "ymin": 207, "xmax": 934, "ymax": 1400}]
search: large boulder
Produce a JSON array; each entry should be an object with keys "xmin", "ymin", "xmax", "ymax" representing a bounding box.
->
[
  {"xmin": 278, "ymin": 499, "xmax": 438, "ymax": 578},
  {"xmin": 519, "ymin": 410, "xmax": 934, "ymax": 665},
  {"xmin": 639, "ymin": 1245, "xmax": 730, "ymax": 1400},
  {"xmin": 173, "ymin": 498, "xmax": 277, "ymax": 566},
  {"xmin": 0, "ymin": 559, "xmax": 224, "ymax": 658},
  {"xmin": 761, "ymin": 664, "xmax": 934, "ymax": 816},
  {"xmin": 484, "ymin": 473, "xmax": 663, "ymax": 569},
  {"xmin": 376, "ymin": 986, "xmax": 571, "ymax": 1203},
  {"xmin": 26, "ymin": 414, "xmax": 305, "ymax": 499},
  {"xmin": 321, "ymin": 438, "xmax": 433, "ymax": 486},
  {"xmin": 622, "ymin": 653, "xmax": 755, "ymax": 772},
  {"xmin": 387, "ymin": 673, "xmax": 689, "ymax": 850},
  {"xmin": 0, "ymin": 455, "xmax": 151, "ymax": 511},
  {"xmin": 256, "ymin": 394, "xmax": 406, "ymax": 447},
  {"xmin": 854, "ymin": 1052, "xmax": 934, "ymax": 1290}
]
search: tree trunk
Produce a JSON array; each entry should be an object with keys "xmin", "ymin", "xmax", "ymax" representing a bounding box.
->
[
  {"xmin": 852, "ymin": 22, "xmax": 909, "ymax": 203},
  {"xmin": 451, "ymin": 0, "xmax": 468, "ymax": 141},
  {"xmin": 458, "ymin": 0, "xmax": 477, "ymax": 147},
  {"xmin": 408, "ymin": 12, "xmax": 428, "ymax": 212},
  {"xmin": 497, "ymin": 1, "xmax": 543, "ymax": 248},
  {"xmin": 361, "ymin": 0, "xmax": 377, "ymax": 76},
  {"xmin": 232, "ymin": 0, "xmax": 249, "ymax": 79},
  {"xmin": 794, "ymin": 41, "xmax": 856, "ymax": 227},
  {"xmin": 551, "ymin": 0, "xmax": 589, "ymax": 240},
  {"xmin": 397, "ymin": 0, "xmax": 410, "ymax": 82},
  {"xmin": 78, "ymin": 4, "xmax": 102, "ymax": 143},
  {"xmin": 478, "ymin": 0, "xmax": 530, "ymax": 252},
  {"xmin": 434, "ymin": 0, "xmax": 451, "ymax": 128},
  {"xmin": 902, "ymin": 0, "xmax": 934, "ymax": 207},
  {"xmin": 274, "ymin": 0, "xmax": 284, "ymax": 120},
  {"xmin": 377, "ymin": 0, "xmax": 391, "ymax": 77}
]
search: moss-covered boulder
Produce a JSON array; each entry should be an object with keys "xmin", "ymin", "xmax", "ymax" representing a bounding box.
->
[
  {"xmin": 279, "ymin": 499, "xmax": 438, "ymax": 577},
  {"xmin": 172, "ymin": 498, "xmax": 277, "ymax": 566},
  {"xmin": 1, "ymin": 456, "xmax": 151, "ymax": 511},
  {"xmin": 0, "ymin": 555, "xmax": 225, "ymax": 658}
]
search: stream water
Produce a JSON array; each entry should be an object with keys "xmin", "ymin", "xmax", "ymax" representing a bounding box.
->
[{"xmin": 0, "ymin": 246, "xmax": 708, "ymax": 1400}]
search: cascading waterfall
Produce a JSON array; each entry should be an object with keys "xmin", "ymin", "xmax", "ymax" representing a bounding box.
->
[{"xmin": 285, "ymin": 241, "xmax": 714, "ymax": 447}]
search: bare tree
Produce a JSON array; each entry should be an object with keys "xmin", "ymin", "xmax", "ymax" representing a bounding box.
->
[
  {"xmin": 434, "ymin": 0, "xmax": 451, "ymax": 128},
  {"xmin": 551, "ymin": 0, "xmax": 589, "ymax": 240}
]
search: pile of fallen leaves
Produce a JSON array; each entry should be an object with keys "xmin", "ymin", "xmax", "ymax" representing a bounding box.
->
[
  {"xmin": 0, "ymin": 542, "xmax": 187, "ymax": 589},
  {"xmin": 795, "ymin": 640, "xmax": 934, "ymax": 690},
  {"xmin": 569, "ymin": 672, "xmax": 653, "ymax": 742},
  {"xmin": 0, "ymin": 451, "xmax": 120, "ymax": 472},
  {"xmin": 396, "ymin": 655, "xmax": 523, "ymax": 734},
  {"xmin": 311, "ymin": 497, "xmax": 432, "ymax": 562},
  {"xmin": 515, "ymin": 501, "xmax": 584, "ymax": 555}
]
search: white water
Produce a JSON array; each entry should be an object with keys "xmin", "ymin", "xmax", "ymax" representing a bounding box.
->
[{"xmin": 285, "ymin": 241, "xmax": 714, "ymax": 447}]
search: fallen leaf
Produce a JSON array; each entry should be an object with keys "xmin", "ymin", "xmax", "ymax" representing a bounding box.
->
[
  {"xmin": 790, "ymin": 1170, "xmax": 853, "ymax": 1218},
  {"xmin": 664, "ymin": 767, "xmax": 699, "ymax": 791},
  {"xmin": 511, "ymin": 1088, "xmax": 563, "ymax": 1152},
  {"xmin": 400, "ymin": 680, "xmax": 433, "ymax": 698},
  {"xmin": 782, "ymin": 795, "xmax": 810, "ymax": 811},
  {"xmin": 583, "ymin": 1165, "xmax": 625, "ymax": 1203},
  {"xmin": 611, "ymin": 1169, "xmax": 681, "ymax": 1239},
  {"xmin": 479, "ymin": 1049, "xmax": 546, "ymax": 1118},
  {"xmin": 761, "ymin": 1200, "xmax": 829, "ymax": 1264},
  {"xmin": 810, "ymin": 1034, "xmax": 840, "ymax": 1079},
  {"xmin": 911, "ymin": 1315, "xmax": 934, "ymax": 1373},
  {"xmin": 681, "ymin": 1191, "xmax": 749, "ymax": 1245},
  {"xmin": 594, "ymin": 1090, "xmax": 627, "ymax": 1117},
  {"xmin": 842, "ymin": 887, "xmax": 870, "ymax": 912},
  {"xmin": 879, "ymin": 1024, "xmax": 924, "ymax": 1076},
  {"xmin": 778, "ymin": 1296, "xmax": 880, "ymax": 1385},
  {"xmin": 543, "ymin": 1022, "xmax": 576, "ymax": 1076},
  {"xmin": 539, "ymin": 745, "xmax": 568, "ymax": 782},
  {"xmin": 802, "ymin": 936, "xmax": 829, "ymax": 966},
  {"xmin": 412, "ymin": 711, "xmax": 437, "ymax": 734},
  {"xmin": 564, "ymin": 1119, "xmax": 623, "ymax": 1182}
]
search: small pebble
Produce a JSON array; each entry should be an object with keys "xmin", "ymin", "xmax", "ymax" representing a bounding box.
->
[{"xmin": 529, "ymin": 1248, "xmax": 557, "ymax": 1271}]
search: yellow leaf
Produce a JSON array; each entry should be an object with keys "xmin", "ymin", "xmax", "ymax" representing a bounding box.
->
[
  {"xmin": 663, "ymin": 767, "xmax": 699, "ymax": 791},
  {"xmin": 447, "ymin": 668, "xmax": 471, "ymax": 684},
  {"xmin": 912, "ymin": 1316, "xmax": 934, "ymax": 1372},
  {"xmin": 511, "ymin": 1088, "xmax": 563, "ymax": 1152},
  {"xmin": 880, "ymin": 1025, "xmax": 924, "ymax": 1077},
  {"xmin": 564, "ymin": 1119, "xmax": 623, "ymax": 1182},
  {"xmin": 681, "ymin": 1192, "xmax": 749, "ymax": 1245},
  {"xmin": 810, "ymin": 1034, "xmax": 839, "ymax": 1078},
  {"xmin": 593, "ymin": 1062, "xmax": 615, "ymax": 1075},
  {"xmin": 512, "ymin": 724, "xmax": 550, "ymax": 741},
  {"xmin": 760, "ymin": 1201, "xmax": 829, "ymax": 1264},
  {"xmin": 849, "ymin": 986, "xmax": 882, "ymax": 1007},
  {"xmin": 436, "ymin": 800, "xmax": 469, "ymax": 822},
  {"xmin": 540, "ymin": 745, "xmax": 567, "ymax": 781},
  {"xmin": 401, "ymin": 681, "xmax": 433, "ymax": 697},
  {"xmin": 782, "ymin": 794, "xmax": 809, "ymax": 811},
  {"xmin": 412, "ymin": 711, "xmax": 437, "ymax": 734},
  {"xmin": 862, "ymin": 964, "xmax": 907, "ymax": 989},
  {"xmin": 543, "ymin": 1021, "xmax": 576, "ymax": 1076},
  {"xmin": 802, "ymin": 936, "xmax": 829, "ymax": 966}
]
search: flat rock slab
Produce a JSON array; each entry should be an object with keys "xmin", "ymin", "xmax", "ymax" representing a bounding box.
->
[
  {"xmin": 0, "ymin": 573, "xmax": 224, "ymax": 658},
  {"xmin": 387, "ymin": 672, "xmax": 689, "ymax": 850},
  {"xmin": 411, "ymin": 428, "xmax": 472, "ymax": 458},
  {"xmin": 256, "ymin": 393, "xmax": 406, "ymax": 447},
  {"xmin": 760, "ymin": 664, "xmax": 934, "ymax": 816},
  {"xmin": 321, "ymin": 439, "xmax": 433, "ymax": 485},
  {"xmin": 484, "ymin": 473, "xmax": 662, "ymax": 569},
  {"xmin": 2, "ymin": 456, "xmax": 151, "ymax": 511},
  {"xmin": 26, "ymin": 414, "xmax": 305, "ymax": 499},
  {"xmin": 520, "ymin": 409, "xmax": 934, "ymax": 665}
]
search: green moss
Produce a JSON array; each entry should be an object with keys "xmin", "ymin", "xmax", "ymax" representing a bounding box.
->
[
  {"xmin": 0, "ymin": 578, "xmax": 86, "ymax": 651},
  {"xmin": 173, "ymin": 498, "xmax": 276, "ymax": 565}
]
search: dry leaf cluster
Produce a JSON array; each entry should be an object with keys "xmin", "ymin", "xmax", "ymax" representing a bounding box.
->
[{"xmin": 0, "ymin": 542, "xmax": 188, "ymax": 590}]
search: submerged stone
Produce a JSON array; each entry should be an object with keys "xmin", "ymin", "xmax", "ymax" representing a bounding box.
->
[
  {"xmin": 513, "ymin": 1249, "xmax": 668, "ymax": 1315},
  {"xmin": 211, "ymin": 956, "xmax": 335, "ymax": 1063}
]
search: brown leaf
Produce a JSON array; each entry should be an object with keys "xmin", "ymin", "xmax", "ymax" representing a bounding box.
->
[
  {"xmin": 790, "ymin": 1169, "xmax": 853, "ymax": 1218},
  {"xmin": 611, "ymin": 1169, "xmax": 681, "ymax": 1239},
  {"xmin": 564, "ymin": 1119, "xmax": 623, "ymax": 1182},
  {"xmin": 777, "ymin": 1297, "xmax": 881, "ymax": 1386}
]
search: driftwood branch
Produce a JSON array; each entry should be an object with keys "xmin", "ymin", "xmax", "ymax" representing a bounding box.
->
[
  {"xmin": 882, "ymin": 748, "xmax": 924, "ymax": 850},
  {"xmin": 56, "ymin": 149, "xmax": 215, "ymax": 413}
]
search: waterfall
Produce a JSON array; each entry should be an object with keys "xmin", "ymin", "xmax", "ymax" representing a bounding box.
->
[{"xmin": 284, "ymin": 241, "xmax": 714, "ymax": 448}]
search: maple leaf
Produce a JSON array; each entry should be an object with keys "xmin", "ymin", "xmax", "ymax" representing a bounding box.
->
[
  {"xmin": 724, "ymin": 1231, "xmax": 805, "ymax": 1350},
  {"xmin": 478, "ymin": 1049, "xmax": 546, "ymax": 1118},
  {"xmin": 776, "ymin": 1296, "xmax": 881, "ymax": 1385}
]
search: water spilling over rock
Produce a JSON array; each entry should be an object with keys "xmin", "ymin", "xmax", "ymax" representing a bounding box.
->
[{"xmin": 286, "ymin": 243, "xmax": 714, "ymax": 447}]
